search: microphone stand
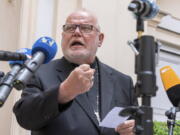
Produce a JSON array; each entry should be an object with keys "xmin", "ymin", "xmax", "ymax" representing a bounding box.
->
[
  {"xmin": 120, "ymin": 17, "xmax": 158, "ymax": 135},
  {"xmin": 165, "ymin": 107, "xmax": 180, "ymax": 135}
]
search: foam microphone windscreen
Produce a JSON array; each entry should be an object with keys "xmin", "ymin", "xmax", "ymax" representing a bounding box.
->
[
  {"xmin": 32, "ymin": 37, "xmax": 57, "ymax": 63},
  {"xmin": 160, "ymin": 66, "xmax": 180, "ymax": 107}
]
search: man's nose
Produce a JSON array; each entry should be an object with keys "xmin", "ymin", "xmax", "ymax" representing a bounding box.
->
[
  {"xmin": 74, "ymin": 26, "xmax": 81, "ymax": 33},
  {"xmin": 73, "ymin": 26, "xmax": 82, "ymax": 36}
]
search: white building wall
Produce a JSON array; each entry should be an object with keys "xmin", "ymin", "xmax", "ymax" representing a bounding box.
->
[
  {"xmin": 0, "ymin": 1, "xmax": 21, "ymax": 135},
  {"xmin": 35, "ymin": 0, "xmax": 55, "ymax": 38}
]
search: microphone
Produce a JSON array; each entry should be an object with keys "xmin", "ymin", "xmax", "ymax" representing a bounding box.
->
[
  {"xmin": 160, "ymin": 66, "xmax": 180, "ymax": 107},
  {"xmin": 128, "ymin": 0, "xmax": 159, "ymax": 20},
  {"xmin": 0, "ymin": 50, "xmax": 27, "ymax": 61},
  {"xmin": 0, "ymin": 71, "xmax": 4, "ymax": 81},
  {"xmin": 0, "ymin": 48, "xmax": 31, "ymax": 107},
  {"xmin": 13, "ymin": 37, "xmax": 57, "ymax": 90}
]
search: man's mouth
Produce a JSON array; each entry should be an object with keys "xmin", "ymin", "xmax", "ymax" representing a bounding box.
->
[{"xmin": 71, "ymin": 41, "xmax": 84, "ymax": 47}]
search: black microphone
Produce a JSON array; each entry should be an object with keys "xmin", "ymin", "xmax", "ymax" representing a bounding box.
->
[
  {"xmin": 128, "ymin": 0, "xmax": 159, "ymax": 20},
  {"xmin": 0, "ymin": 50, "xmax": 27, "ymax": 61},
  {"xmin": 13, "ymin": 37, "xmax": 57, "ymax": 90},
  {"xmin": 0, "ymin": 48, "xmax": 31, "ymax": 107},
  {"xmin": 160, "ymin": 66, "xmax": 180, "ymax": 107}
]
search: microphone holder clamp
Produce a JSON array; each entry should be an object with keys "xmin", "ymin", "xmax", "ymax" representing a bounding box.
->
[
  {"xmin": 165, "ymin": 107, "xmax": 180, "ymax": 135},
  {"xmin": 120, "ymin": 106, "xmax": 153, "ymax": 135}
]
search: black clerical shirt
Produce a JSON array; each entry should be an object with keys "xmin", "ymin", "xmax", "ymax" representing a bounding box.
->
[{"xmin": 68, "ymin": 58, "xmax": 101, "ymax": 122}]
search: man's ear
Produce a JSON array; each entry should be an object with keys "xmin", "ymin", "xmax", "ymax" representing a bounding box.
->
[{"xmin": 98, "ymin": 33, "xmax": 104, "ymax": 47}]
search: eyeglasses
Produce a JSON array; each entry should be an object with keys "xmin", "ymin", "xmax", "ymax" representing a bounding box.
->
[{"xmin": 62, "ymin": 24, "xmax": 99, "ymax": 33}]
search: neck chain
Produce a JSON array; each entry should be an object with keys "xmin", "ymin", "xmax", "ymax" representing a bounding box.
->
[{"xmin": 94, "ymin": 63, "xmax": 101, "ymax": 122}]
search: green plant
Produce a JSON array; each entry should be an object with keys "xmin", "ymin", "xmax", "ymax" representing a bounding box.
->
[{"xmin": 154, "ymin": 121, "xmax": 180, "ymax": 135}]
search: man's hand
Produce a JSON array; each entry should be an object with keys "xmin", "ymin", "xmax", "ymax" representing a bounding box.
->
[
  {"xmin": 58, "ymin": 64, "xmax": 95, "ymax": 103},
  {"xmin": 115, "ymin": 120, "xmax": 135, "ymax": 135}
]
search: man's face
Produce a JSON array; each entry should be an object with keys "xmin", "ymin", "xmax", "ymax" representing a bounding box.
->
[{"xmin": 61, "ymin": 11, "xmax": 104, "ymax": 64}]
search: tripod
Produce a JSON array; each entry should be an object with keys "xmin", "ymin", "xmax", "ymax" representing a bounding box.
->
[
  {"xmin": 120, "ymin": 15, "xmax": 158, "ymax": 135},
  {"xmin": 120, "ymin": 1, "xmax": 159, "ymax": 134}
]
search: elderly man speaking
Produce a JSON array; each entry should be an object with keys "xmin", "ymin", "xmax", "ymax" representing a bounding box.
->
[{"xmin": 13, "ymin": 9, "xmax": 137, "ymax": 135}]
